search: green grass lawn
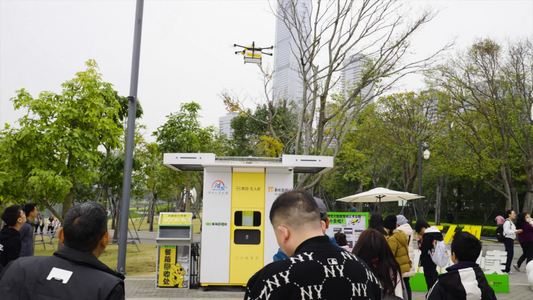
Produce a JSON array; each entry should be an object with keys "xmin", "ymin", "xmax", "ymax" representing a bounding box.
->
[
  {"xmin": 107, "ymin": 216, "xmax": 160, "ymax": 232},
  {"xmin": 34, "ymin": 243, "xmax": 158, "ymax": 277}
]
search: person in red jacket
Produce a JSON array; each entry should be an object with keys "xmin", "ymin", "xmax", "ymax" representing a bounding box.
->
[{"xmin": 514, "ymin": 212, "xmax": 533, "ymax": 272}]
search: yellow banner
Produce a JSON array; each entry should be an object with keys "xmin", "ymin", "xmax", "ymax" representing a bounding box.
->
[
  {"xmin": 158, "ymin": 245, "xmax": 176, "ymax": 287},
  {"xmin": 159, "ymin": 213, "xmax": 192, "ymax": 225}
]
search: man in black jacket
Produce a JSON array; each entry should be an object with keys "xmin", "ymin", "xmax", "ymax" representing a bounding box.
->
[
  {"xmin": 415, "ymin": 220, "xmax": 444, "ymax": 290},
  {"xmin": 245, "ymin": 191, "xmax": 381, "ymax": 300},
  {"xmin": 0, "ymin": 202, "xmax": 125, "ymax": 300},
  {"xmin": 20, "ymin": 203, "xmax": 38, "ymax": 257},
  {"xmin": 0, "ymin": 205, "xmax": 26, "ymax": 272},
  {"xmin": 426, "ymin": 232, "xmax": 496, "ymax": 300}
]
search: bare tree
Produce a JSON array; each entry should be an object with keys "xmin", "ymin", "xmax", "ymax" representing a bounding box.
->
[{"xmin": 232, "ymin": 0, "xmax": 451, "ymax": 190}]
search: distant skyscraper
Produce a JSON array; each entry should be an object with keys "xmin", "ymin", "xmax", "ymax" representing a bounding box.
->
[
  {"xmin": 341, "ymin": 54, "xmax": 374, "ymax": 104},
  {"xmin": 272, "ymin": 0, "xmax": 312, "ymax": 107},
  {"xmin": 219, "ymin": 112, "xmax": 239, "ymax": 139}
]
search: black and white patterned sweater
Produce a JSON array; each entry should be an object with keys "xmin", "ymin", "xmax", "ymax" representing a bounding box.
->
[{"xmin": 245, "ymin": 235, "xmax": 382, "ymax": 300}]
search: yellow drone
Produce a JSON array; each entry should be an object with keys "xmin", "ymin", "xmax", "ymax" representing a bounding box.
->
[{"xmin": 234, "ymin": 41, "xmax": 273, "ymax": 65}]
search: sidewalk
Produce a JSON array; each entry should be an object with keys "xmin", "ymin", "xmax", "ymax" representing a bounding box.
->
[
  {"xmin": 125, "ymin": 272, "xmax": 532, "ymax": 299},
  {"xmin": 124, "ymin": 231, "xmax": 531, "ymax": 299}
]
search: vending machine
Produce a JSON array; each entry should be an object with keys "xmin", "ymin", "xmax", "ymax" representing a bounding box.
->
[{"xmin": 163, "ymin": 154, "xmax": 333, "ymax": 287}]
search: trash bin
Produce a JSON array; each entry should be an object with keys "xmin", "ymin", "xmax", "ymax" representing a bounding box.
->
[{"xmin": 155, "ymin": 212, "xmax": 193, "ymax": 289}]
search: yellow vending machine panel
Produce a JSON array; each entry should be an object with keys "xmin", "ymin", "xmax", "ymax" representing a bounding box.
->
[{"xmin": 229, "ymin": 171, "xmax": 265, "ymax": 285}]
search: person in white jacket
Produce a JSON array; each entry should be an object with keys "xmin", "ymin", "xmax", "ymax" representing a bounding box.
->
[
  {"xmin": 502, "ymin": 210, "xmax": 522, "ymax": 273},
  {"xmin": 396, "ymin": 215, "xmax": 414, "ymax": 300}
]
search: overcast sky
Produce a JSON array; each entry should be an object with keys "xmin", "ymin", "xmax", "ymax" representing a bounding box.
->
[{"xmin": 1, "ymin": 0, "xmax": 532, "ymax": 142}]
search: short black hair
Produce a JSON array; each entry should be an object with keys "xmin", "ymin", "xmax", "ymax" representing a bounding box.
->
[
  {"xmin": 22, "ymin": 203, "xmax": 37, "ymax": 217},
  {"xmin": 1, "ymin": 205, "xmax": 22, "ymax": 227},
  {"xmin": 451, "ymin": 232, "xmax": 481, "ymax": 262},
  {"xmin": 506, "ymin": 210, "xmax": 513, "ymax": 218},
  {"xmin": 415, "ymin": 219, "xmax": 430, "ymax": 234},
  {"xmin": 269, "ymin": 191, "xmax": 321, "ymax": 229},
  {"xmin": 63, "ymin": 202, "xmax": 108, "ymax": 252},
  {"xmin": 334, "ymin": 232, "xmax": 348, "ymax": 246}
]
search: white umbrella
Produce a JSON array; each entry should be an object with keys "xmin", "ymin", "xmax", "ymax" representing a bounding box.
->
[{"xmin": 336, "ymin": 187, "xmax": 423, "ymax": 203}]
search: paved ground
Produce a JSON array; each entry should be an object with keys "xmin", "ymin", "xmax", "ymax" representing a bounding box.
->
[
  {"xmin": 123, "ymin": 230, "xmax": 532, "ymax": 299},
  {"xmin": 125, "ymin": 265, "xmax": 532, "ymax": 299}
]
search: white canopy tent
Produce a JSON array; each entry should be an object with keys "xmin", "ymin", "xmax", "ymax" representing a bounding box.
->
[{"xmin": 336, "ymin": 187, "xmax": 423, "ymax": 203}]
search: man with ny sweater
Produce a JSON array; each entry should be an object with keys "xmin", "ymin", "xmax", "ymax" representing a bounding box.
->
[
  {"xmin": 245, "ymin": 191, "xmax": 381, "ymax": 300},
  {"xmin": 426, "ymin": 232, "xmax": 496, "ymax": 300}
]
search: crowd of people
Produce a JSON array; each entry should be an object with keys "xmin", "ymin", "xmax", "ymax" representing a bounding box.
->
[
  {"xmin": 0, "ymin": 202, "xmax": 124, "ymax": 299},
  {"xmin": 494, "ymin": 209, "xmax": 533, "ymax": 273},
  {"xmin": 247, "ymin": 191, "xmax": 498, "ymax": 300},
  {"xmin": 0, "ymin": 191, "xmax": 528, "ymax": 299}
]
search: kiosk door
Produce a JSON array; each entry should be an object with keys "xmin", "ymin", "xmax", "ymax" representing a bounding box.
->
[{"xmin": 229, "ymin": 170, "xmax": 265, "ymax": 285}]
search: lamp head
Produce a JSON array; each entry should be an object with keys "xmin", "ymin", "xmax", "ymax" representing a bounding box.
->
[{"xmin": 423, "ymin": 149, "xmax": 430, "ymax": 160}]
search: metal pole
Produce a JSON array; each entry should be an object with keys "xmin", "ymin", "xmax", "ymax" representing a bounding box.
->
[
  {"xmin": 418, "ymin": 139, "xmax": 425, "ymax": 221},
  {"xmin": 117, "ymin": 0, "xmax": 144, "ymax": 274}
]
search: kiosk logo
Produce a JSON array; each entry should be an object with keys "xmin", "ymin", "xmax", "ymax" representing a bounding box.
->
[{"xmin": 211, "ymin": 180, "xmax": 227, "ymax": 191}]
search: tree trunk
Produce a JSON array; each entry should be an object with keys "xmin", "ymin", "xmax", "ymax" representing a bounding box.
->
[
  {"xmin": 62, "ymin": 187, "xmax": 75, "ymax": 221},
  {"xmin": 501, "ymin": 163, "xmax": 513, "ymax": 210},
  {"xmin": 147, "ymin": 193, "xmax": 153, "ymax": 224},
  {"xmin": 435, "ymin": 176, "xmax": 445, "ymax": 225},
  {"xmin": 149, "ymin": 193, "xmax": 155, "ymax": 232},
  {"xmin": 186, "ymin": 172, "xmax": 191, "ymax": 212},
  {"xmin": 112, "ymin": 197, "xmax": 120, "ymax": 240},
  {"xmin": 101, "ymin": 183, "xmax": 108, "ymax": 211}
]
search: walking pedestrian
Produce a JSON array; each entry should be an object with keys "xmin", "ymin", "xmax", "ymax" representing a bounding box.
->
[
  {"xmin": 502, "ymin": 210, "xmax": 522, "ymax": 274},
  {"xmin": 513, "ymin": 212, "xmax": 533, "ymax": 272},
  {"xmin": 47, "ymin": 215, "xmax": 56, "ymax": 235}
]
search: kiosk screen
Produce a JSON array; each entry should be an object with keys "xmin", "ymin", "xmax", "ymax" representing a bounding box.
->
[{"xmin": 234, "ymin": 211, "xmax": 261, "ymax": 227}]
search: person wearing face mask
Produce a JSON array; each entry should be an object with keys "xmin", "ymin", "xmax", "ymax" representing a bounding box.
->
[{"xmin": 513, "ymin": 213, "xmax": 533, "ymax": 272}]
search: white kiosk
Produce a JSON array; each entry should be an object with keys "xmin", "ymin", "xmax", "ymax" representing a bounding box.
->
[{"xmin": 163, "ymin": 154, "xmax": 333, "ymax": 287}]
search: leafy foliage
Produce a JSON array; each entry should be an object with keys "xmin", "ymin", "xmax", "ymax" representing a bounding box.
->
[{"xmin": 0, "ymin": 60, "xmax": 124, "ymax": 220}]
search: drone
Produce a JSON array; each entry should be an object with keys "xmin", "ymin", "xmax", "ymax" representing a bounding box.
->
[{"xmin": 234, "ymin": 41, "xmax": 273, "ymax": 65}]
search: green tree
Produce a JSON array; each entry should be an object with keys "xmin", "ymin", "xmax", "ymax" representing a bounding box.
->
[
  {"xmin": 154, "ymin": 102, "xmax": 229, "ymax": 211},
  {"xmin": 0, "ymin": 60, "xmax": 124, "ymax": 222},
  {"xmin": 428, "ymin": 39, "xmax": 533, "ymax": 212},
  {"xmin": 229, "ymin": 104, "xmax": 297, "ymax": 156}
]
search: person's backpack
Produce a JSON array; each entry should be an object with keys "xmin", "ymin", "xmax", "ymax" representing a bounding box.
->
[
  {"xmin": 495, "ymin": 224, "xmax": 505, "ymax": 242},
  {"xmin": 430, "ymin": 239, "xmax": 450, "ymax": 268}
]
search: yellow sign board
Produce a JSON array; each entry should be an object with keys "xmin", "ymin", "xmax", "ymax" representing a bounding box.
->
[
  {"xmin": 158, "ymin": 245, "xmax": 177, "ymax": 287},
  {"xmin": 159, "ymin": 213, "xmax": 192, "ymax": 225}
]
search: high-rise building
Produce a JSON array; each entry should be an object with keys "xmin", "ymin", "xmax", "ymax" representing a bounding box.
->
[
  {"xmin": 341, "ymin": 54, "xmax": 375, "ymax": 104},
  {"xmin": 272, "ymin": 0, "xmax": 312, "ymax": 107},
  {"xmin": 219, "ymin": 112, "xmax": 239, "ymax": 139}
]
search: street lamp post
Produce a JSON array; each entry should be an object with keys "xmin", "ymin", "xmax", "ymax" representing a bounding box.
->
[
  {"xmin": 418, "ymin": 139, "xmax": 430, "ymax": 221},
  {"xmin": 117, "ymin": 0, "xmax": 144, "ymax": 275}
]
